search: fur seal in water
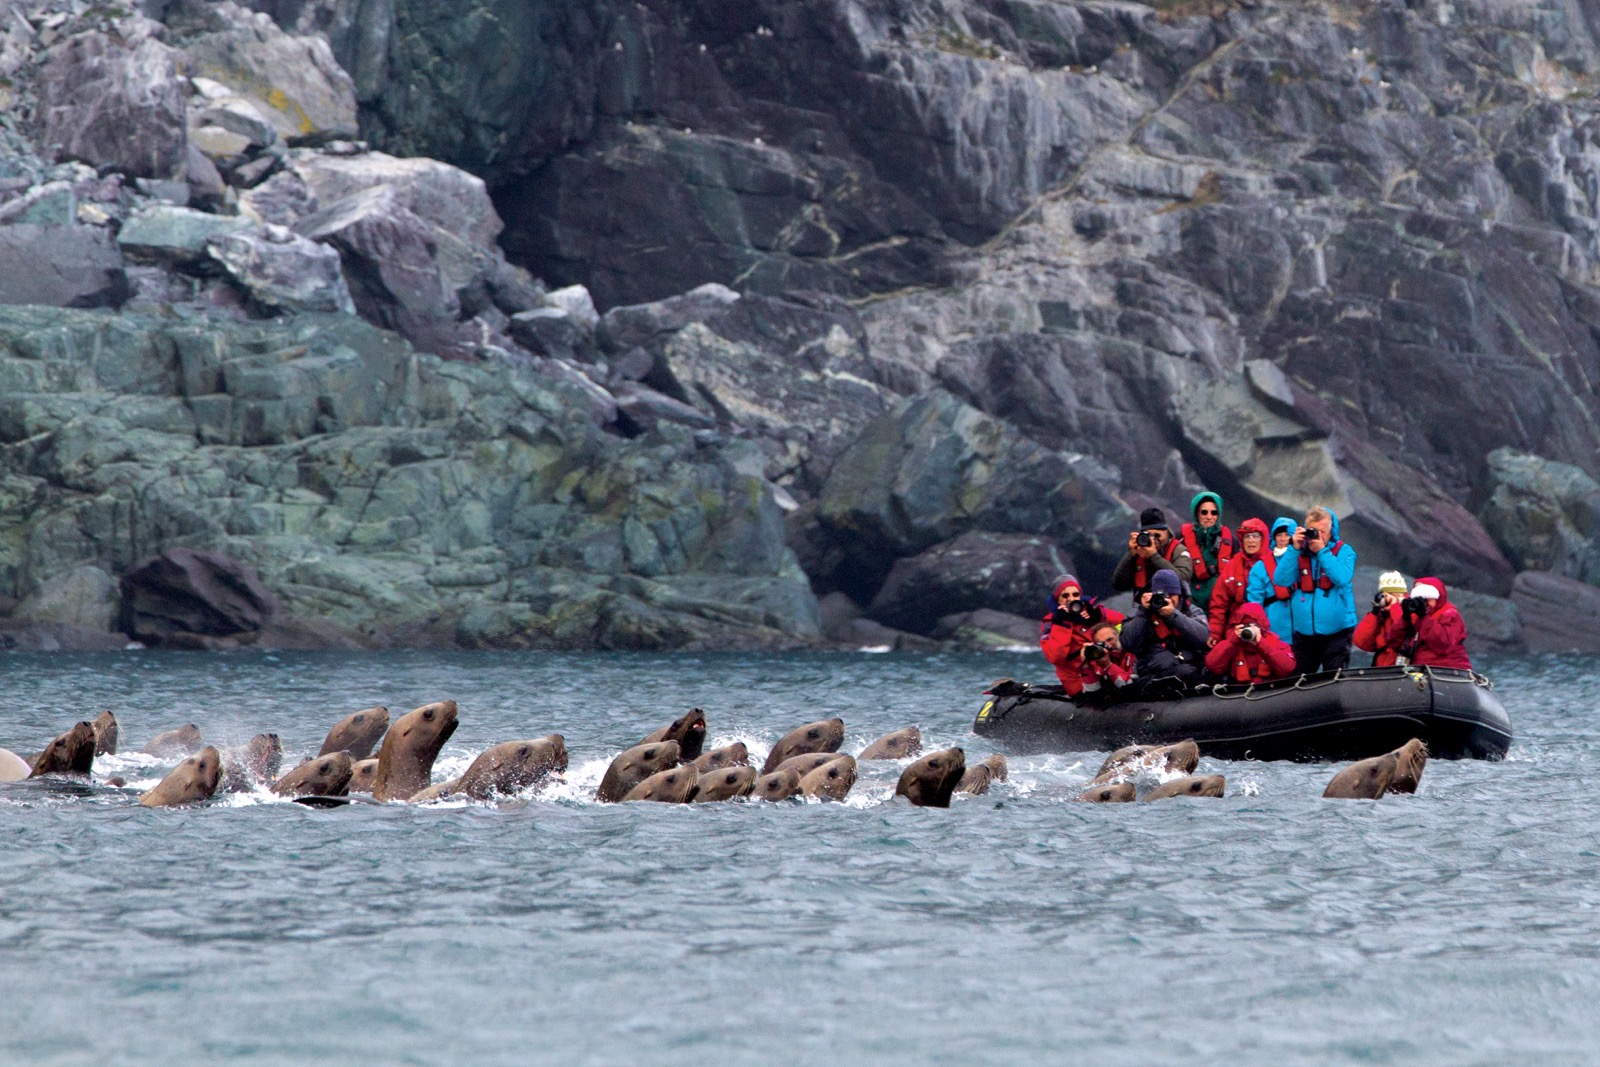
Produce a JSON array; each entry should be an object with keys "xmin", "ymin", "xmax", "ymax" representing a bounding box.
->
[
  {"xmin": 641, "ymin": 709, "xmax": 707, "ymax": 763},
  {"xmin": 414, "ymin": 736, "xmax": 569, "ymax": 803},
  {"xmin": 139, "ymin": 747, "xmax": 222, "ymax": 808},
  {"xmin": 1076, "ymin": 782, "xmax": 1136, "ymax": 803},
  {"xmin": 799, "ymin": 755, "xmax": 856, "ymax": 800},
  {"xmin": 621, "ymin": 765, "xmax": 700, "ymax": 803},
  {"xmin": 858, "ymin": 727, "xmax": 922, "ymax": 761},
  {"xmin": 957, "ymin": 754, "xmax": 1009, "ymax": 796},
  {"xmin": 318, "ymin": 707, "xmax": 390, "ymax": 760},
  {"xmin": 1092, "ymin": 740, "xmax": 1199, "ymax": 784},
  {"xmin": 221, "ymin": 733, "xmax": 283, "ymax": 792},
  {"xmin": 761, "ymin": 718, "xmax": 844, "ymax": 774},
  {"xmin": 348, "ymin": 759, "xmax": 379, "ymax": 793},
  {"xmin": 91, "ymin": 711, "xmax": 119, "ymax": 756},
  {"xmin": 692, "ymin": 743, "xmax": 748, "ymax": 774},
  {"xmin": 273, "ymin": 752, "xmax": 354, "ymax": 798},
  {"xmin": 1323, "ymin": 753, "xmax": 1399, "ymax": 799},
  {"xmin": 597, "ymin": 741, "xmax": 680, "ymax": 803},
  {"xmin": 692, "ymin": 766, "xmax": 757, "ymax": 802},
  {"xmin": 753, "ymin": 767, "xmax": 802, "ymax": 801},
  {"xmin": 371, "ymin": 700, "xmax": 459, "ymax": 802},
  {"xmin": 142, "ymin": 724, "xmax": 203, "ymax": 758},
  {"xmin": 895, "ymin": 748, "xmax": 966, "ymax": 808},
  {"xmin": 1389, "ymin": 738, "xmax": 1427, "ymax": 794},
  {"xmin": 30, "ymin": 722, "xmax": 96, "ymax": 777},
  {"xmin": 1143, "ymin": 774, "xmax": 1226, "ymax": 801}
]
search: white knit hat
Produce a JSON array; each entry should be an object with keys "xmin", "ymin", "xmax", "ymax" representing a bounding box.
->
[
  {"xmin": 1409, "ymin": 581, "xmax": 1441, "ymax": 600},
  {"xmin": 1377, "ymin": 571, "xmax": 1408, "ymax": 594}
]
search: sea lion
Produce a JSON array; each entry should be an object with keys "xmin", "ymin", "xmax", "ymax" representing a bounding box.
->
[
  {"xmin": 1143, "ymin": 774, "xmax": 1226, "ymax": 801},
  {"xmin": 142, "ymin": 724, "xmax": 203, "ymax": 758},
  {"xmin": 1091, "ymin": 740, "xmax": 1200, "ymax": 784},
  {"xmin": 273, "ymin": 752, "xmax": 354, "ymax": 798},
  {"xmin": 29, "ymin": 721, "xmax": 96, "ymax": 777},
  {"xmin": 895, "ymin": 748, "xmax": 966, "ymax": 808},
  {"xmin": 760, "ymin": 718, "xmax": 845, "ymax": 774},
  {"xmin": 753, "ymin": 767, "xmax": 802, "ymax": 802},
  {"xmin": 452, "ymin": 736, "xmax": 568, "ymax": 801},
  {"xmin": 371, "ymin": 700, "xmax": 459, "ymax": 802},
  {"xmin": 0, "ymin": 748, "xmax": 30, "ymax": 783},
  {"xmin": 318, "ymin": 706, "xmax": 390, "ymax": 760},
  {"xmin": 1076, "ymin": 782, "xmax": 1136, "ymax": 803},
  {"xmin": 692, "ymin": 766, "xmax": 757, "ymax": 802},
  {"xmin": 1388, "ymin": 738, "xmax": 1428, "ymax": 794},
  {"xmin": 692, "ymin": 743, "xmax": 749, "ymax": 774},
  {"xmin": 348, "ymin": 759, "xmax": 379, "ymax": 793},
  {"xmin": 596, "ymin": 741, "xmax": 681, "ymax": 803},
  {"xmin": 858, "ymin": 727, "xmax": 922, "ymax": 761},
  {"xmin": 621, "ymin": 765, "xmax": 700, "ymax": 803},
  {"xmin": 958, "ymin": 754, "xmax": 1010, "ymax": 795},
  {"xmin": 775, "ymin": 752, "xmax": 849, "ymax": 778},
  {"xmin": 221, "ymin": 733, "xmax": 283, "ymax": 792},
  {"xmin": 640, "ymin": 709, "xmax": 707, "ymax": 763},
  {"xmin": 139, "ymin": 747, "xmax": 222, "ymax": 808},
  {"xmin": 799, "ymin": 755, "xmax": 856, "ymax": 800},
  {"xmin": 1323, "ymin": 753, "xmax": 1399, "ymax": 799},
  {"xmin": 91, "ymin": 711, "xmax": 119, "ymax": 756}
]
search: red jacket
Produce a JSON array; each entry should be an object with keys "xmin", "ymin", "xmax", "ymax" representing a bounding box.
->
[
  {"xmin": 1392, "ymin": 577, "xmax": 1472, "ymax": 670},
  {"xmin": 1079, "ymin": 647, "xmax": 1137, "ymax": 696},
  {"xmin": 1354, "ymin": 601, "xmax": 1406, "ymax": 667},
  {"xmin": 1207, "ymin": 517, "xmax": 1271, "ymax": 642},
  {"xmin": 1041, "ymin": 601, "xmax": 1127, "ymax": 696},
  {"xmin": 1204, "ymin": 603, "xmax": 1297, "ymax": 683}
]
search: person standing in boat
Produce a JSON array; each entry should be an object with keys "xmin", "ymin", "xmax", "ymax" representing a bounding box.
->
[
  {"xmin": 1390, "ymin": 578, "xmax": 1472, "ymax": 669},
  {"xmin": 1248, "ymin": 516, "xmax": 1298, "ymax": 643},
  {"xmin": 1271, "ymin": 505, "xmax": 1358, "ymax": 673},
  {"xmin": 1118, "ymin": 569, "xmax": 1210, "ymax": 688},
  {"xmin": 1208, "ymin": 517, "xmax": 1271, "ymax": 644},
  {"xmin": 1111, "ymin": 508, "xmax": 1194, "ymax": 594},
  {"xmin": 1203, "ymin": 602, "xmax": 1297, "ymax": 684},
  {"xmin": 1039, "ymin": 576, "xmax": 1126, "ymax": 698},
  {"xmin": 1353, "ymin": 571, "xmax": 1410, "ymax": 667},
  {"xmin": 1181, "ymin": 492, "xmax": 1235, "ymax": 617}
]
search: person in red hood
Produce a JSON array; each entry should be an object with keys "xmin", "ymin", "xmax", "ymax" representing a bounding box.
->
[
  {"xmin": 1391, "ymin": 578, "xmax": 1472, "ymax": 670},
  {"xmin": 1204, "ymin": 602, "xmax": 1297, "ymax": 684},
  {"xmin": 1040, "ymin": 575, "xmax": 1127, "ymax": 697},
  {"xmin": 1207, "ymin": 517, "xmax": 1271, "ymax": 645}
]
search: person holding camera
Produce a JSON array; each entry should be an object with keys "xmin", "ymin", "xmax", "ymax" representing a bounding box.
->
[
  {"xmin": 1208, "ymin": 516, "xmax": 1271, "ymax": 644},
  {"xmin": 1247, "ymin": 516, "xmax": 1299, "ymax": 643},
  {"xmin": 1389, "ymin": 578, "xmax": 1472, "ymax": 669},
  {"xmin": 1040, "ymin": 576, "xmax": 1127, "ymax": 697},
  {"xmin": 1353, "ymin": 571, "xmax": 1409, "ymax": 667},
  {"xmin": 1111, "ymin": 508, "xmax": 1194, "ymax": 594},
  {"xmin": 1180, "ymin": 492, "xmax": 1236, "ymax": 613},
  {"xmin": 1203, "ymin": 602, "xmax": 1297, "ymax": 684},
  {"xmin": 1077, "ymin": 621, "xmax": 1138, "ymax": 704},
  {"xmin": 1118, "ymin": 569, "xmax": 1210, "ymax": 686},
  {"xmin": 1270, "ymin": 505, "xmax": 1358, "ymax": 673}
]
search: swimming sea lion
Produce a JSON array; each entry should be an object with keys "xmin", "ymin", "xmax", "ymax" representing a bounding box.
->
[
  {"xmin": 1092, "ymin": 740, "xmax": 1200, "ymax": 784},
  {"xmin": 142, "ymin": 724, "xmax": 203, "ymax": 758},
  {"xmin": 753, "ymin": 767, "xmax": 802, "ymax": 801},
  {"xmin": 1388, "ymin": 738, "xmax": 1427, "ymax": 794},
  {"xmin": 692, "ymin": 743, "xmax": 749, "ymax": 774},
  {"xmin": 453, "ymin": 736, "xmax": 568, "ymax": 801},
  {"xmin": 1143, "ymin": 774, "xmax": 1226, "ymax": 801},
  {"xmin": 1076, "ymin": 782, "xmax": 1136, "ymax": 803},
  {"xmin": 596, "ymin": 741, "xmax": 681, "ymax": 803},
  {"xmin": 348, "ymin": 759, "xmax": 379, "ymax": 793},
  {"xmin": 221, "ymin": 733, "xmax": 283, "ymax": 792},
  {"xmin": 318, "ymin": 706, "xmax": 390, "ymax": 760},
  {"xmin": 692, "ymin": 766, "xmax": 757, "ymax": 802},
  {"xmin": 895, "ymin": 748, "xmax": 966, "ymax": 808},
  {"xmin": 0, "ymin": 748, "xmax": 30, "ymax": 783},
  {"xmin": 858, "ymin": 727, "xmax": 922, "ymax": 761},
  {"xmin": 775, "ymin": 752, "xmax": 849, "ymax": 778},
  {"xmin": 1323, "ymin": 753, "xmax": 1398, "ymax": 799},
  {"xmin": 799, "ymin": 754, "xmax": 856, "ymax": 800},
  {"xmin": 761, "ymin": 718, "xmax": 844, "ymax": 774},
  {"xmin": 957, "ymin": 754, "xmax": 1010, "ymax": 795},
  {"xmin": 371, "ymin": 700, "xmax": 459, "ymax": 802},
  {"xmin": 640, "ymin": 708, "xmax": 707, "ymax": 763},
  {"xmin": 29, "ymin": 721, "xmax": 96, "ymax": 777},
  {"xmin": 139, "ymin": 747, "xmax": 222, "ymax": 808},
  {"xmin": 91, "ymin": 711, "xmax": 119, "ymax": 756},
  {"xmin": 621, "ymin": 765, "xmax": 700, "ymax": 803},
  {"xmin": 273, "ymin": 751, "xmax": 355, "ymax": 798}
]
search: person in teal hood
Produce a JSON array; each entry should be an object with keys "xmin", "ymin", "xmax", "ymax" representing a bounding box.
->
[
  {"xmin": 1269, "ymin": 505, "xmax": 1358, "ymax": 673},
  {"xmin": 1248, "ymin": 516, "xmax": 1298, "ymax": 643},
  {"xmin": 1180, "ymin": 491, "xmax": 1235, "ymax": 614}
]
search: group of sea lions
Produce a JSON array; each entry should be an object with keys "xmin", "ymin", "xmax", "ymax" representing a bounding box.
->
[{"xmin": 1074, "ymin": 737, "xmax": 1429, "ymax": 802}]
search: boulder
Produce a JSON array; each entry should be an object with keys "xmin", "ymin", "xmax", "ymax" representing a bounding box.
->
[
  {"xmin": 509, "ymin": 307, "xmax": 589, "ymax": 361},
  {"xmin": 119, "ymin": 547, "xmax": 281, "ymax": 645},
  {"xmin": 1477, "ymin": 448, "xmax": 1600, "ymax": 585},
  {"xmin": 825, "ymin": 615, "xmax": 940, "ymax": 652},
  {"xmin": 1510, "ymin": 571, "xmax": 1600, "ymax": 654},
  {"xmin": 0, "ymin": 226, "xmax": 127, "ymax": 308},
  {"xmin": 117, "ymin": 205, "xmax": 253, "ymax": 263},
  {"xmin": 932, "ymin": 608, "xmax": 1040, "ymax": 650},
  {"xmin": 288, "ymin": 151, "xmax": 502, "ymax": 251},
  {"xmin": 867, "ymin": 532, "xmax": 1074, "ymax": 634},
  {"xmin": 612, "ymin": 381, "xmax": 716, "ymax": 434},
  {"xmin": 207, "ymin": 225, "xmax": 355, "ymax": 313},
  {"xmin": 0, "ymin": 183, "xmax": 76, "ymax": 226},
  {"xmin": 14, "ymin": 566, "xmax": 119, "ymax": 632}
]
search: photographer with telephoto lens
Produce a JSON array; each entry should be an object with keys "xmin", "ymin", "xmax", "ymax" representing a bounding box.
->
[{"xmin": 1076, "ymin": 622, "xmax": 1137, "ymax": 705}]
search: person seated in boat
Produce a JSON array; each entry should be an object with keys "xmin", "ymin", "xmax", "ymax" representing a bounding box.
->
[
  {"xmin": 1208, "ymin": 516, "xmax": 1271, "ymax": 646},
  {"xmin": 1354, "ymin": 570, "xmax": 1409, "ymax": 667},
  {"xmin": 1111, "ymin": 508, "xmax": 1194, "ymax": 594},
  {"xmin": 1119, "ymin": 570, "xmax": 1210, "ymax": 687},
  {"xmin": 1271, "ymin": 505, "xmax": 1358, "ymax": 673},
  {"xmin": 1390, "ymin": 578, "xmax": 1472, "ymax": 670},
  {"xmin": 1203, "ymin": 603, "xmax": 1297, "ymax": 685},
  {"xmin": 1076, "ymin": 621, "xmax": 1137, "ymax": 705},
  {"xmin": 1040, "ymin": 576, "xmax": 1127, "ymax": 697},
  {"xmin": 1248, "ymin": 516, "xmax": 1299, "ymax": 643},
  {"xmin": 1181, "ymin": 492, "xmax": 1235, "ymax": 616}
]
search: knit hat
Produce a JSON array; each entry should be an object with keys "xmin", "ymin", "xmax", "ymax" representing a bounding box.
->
[
  {"xmin": 1138, "ymin": 507, "xmax": 1167, "ymax": 531},
  {"xmin": 1410, "ymin": 581, "xmax": 1441, "ymax": 600},
  {"xmin": 1052, "ymin": 576, "xmax": 1081, "ymax": 599},
  {"xmin": 1150, "ymin": 570, "xmax": 1182, "ymax": 596},
  {"xmin": 1377, "ymin": 571, "xmax": 1408, "ymax": 595}
]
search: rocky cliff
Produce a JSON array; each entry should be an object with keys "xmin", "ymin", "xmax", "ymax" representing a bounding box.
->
[{"xmin": 4, "ymin": 0, "xmax": 1600, "ymax": 652}]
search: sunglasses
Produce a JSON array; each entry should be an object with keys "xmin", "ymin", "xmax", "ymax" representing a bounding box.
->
[{"xmin": 1197, "ymin": 508, "xmax": 1219, "ymax": 516}]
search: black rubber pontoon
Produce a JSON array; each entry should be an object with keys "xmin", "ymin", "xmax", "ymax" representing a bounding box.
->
[{"xmin": 972, "ymin": 666, "xmax": 1511, "ymax": 761}]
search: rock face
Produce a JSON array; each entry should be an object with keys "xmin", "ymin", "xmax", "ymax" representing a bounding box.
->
[
  {"xmin": 0, "ymin": 226, "xmax": 126, "ymax": 308},
  {"xmin": 1477, "ymin": 449, "xmax": 1600, "ymax": 586},
  {"xmin": 1511, "ymin": 571, "xmax": 1600, "ymax": 654},
  {"xmin": 120, "ymin": 547, "xmax": 281, "ymax": 646},
  {"xmin": 867, "ymin": 532, "xmax": 1072, "ymax": 635}
]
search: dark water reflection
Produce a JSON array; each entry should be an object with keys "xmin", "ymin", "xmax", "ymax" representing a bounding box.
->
[{"xmin": 2, "ymin": 650, "xmax": 1597, "ymax": 1065}]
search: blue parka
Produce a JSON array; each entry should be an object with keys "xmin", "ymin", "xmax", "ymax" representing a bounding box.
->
[
  {"xmin": 1269, "ymin": 508, "xmax": 1358, "ymax": 636},
  {"xmin": 1247, "ymin": 516, "xmax": 1298, "ymax": 643}
]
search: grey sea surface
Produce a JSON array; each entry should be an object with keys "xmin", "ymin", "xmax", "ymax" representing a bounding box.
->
[{"xmin": 0, "ymin": 650, "xmax": 1593, "ymax": 1065}]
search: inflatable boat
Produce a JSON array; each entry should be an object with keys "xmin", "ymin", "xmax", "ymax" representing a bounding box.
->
[{"xmin": 971, "ymin": 666, "xmax": 1511, "ymax": 761}]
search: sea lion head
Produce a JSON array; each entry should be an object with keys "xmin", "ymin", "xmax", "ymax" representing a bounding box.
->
[
  {"xmin": 348, "ymin": 759, "xmax": 379, "ymax": 793},
  {"xmin": 139, "ymin": 746, "xmax": 223, "ymax": 808},
  {"xmin": 753, "ymin": 767, "xmax": 802, "ymax": 802},
  {"xmin": 621, "ymin": 765, "xmax": 700, "ymax": 803},
  {"xmin": 372, "ymin": 700, "xmax": 459, "ymax": 801},
  {"xmin": 858, "ymin": 727, "xmax": 922, "ymax": 761},
  {"xmin": 895, "ymin": 747, "xmax": 966, "ymax": 808},
  {"xmin": 596, "ymin": 740, "xmax": 681, "ymax": 803},
  {"xmin": 981, "ymin": 754, "xmax": 1008, "ymax": 781},
  {"xmin": 692, "ymin": 766, "xmax": 757, "ymax": 802},
  {"xmin": 957, "ymin": 763, "xmax": 994, "ymax": 796},
  {"xmin": 1389, "ymin": 738, "xmax": 1428, "ymax": 794},
  {"xmin": 1322, "ymin": 754, "xmax": 1398, "ymax": 800},
  {"xmin": 761, "ymin": 718, "xmax": 845, "ymax": 773},
  {"xmin": 799, "ymin": 755, "xmax": 857, "ymax": 800},
  {"xmin": 1145, "ymin": 774, "xmax": 1227, "ymax": 801},
  {"xmin": 777, "ymin": 752, "xmax": 848, "ymax": 778},
  {"xmin": 242, "ymin": 734, "xmax": 283, "ymax": 779},
  {"xmin": 318, "ymin": 706, "xmax": 391, "ymax": 760},
  {"xmin": 30, "ymin": 721, "xmax": 96, "ymax": 777},
  {"xmin": 1076, "ymin": 782, "xmax": 1136, "ymax": 803},
  {"xmin": 457, "ymin": 735, "xmax": 568, "ymax": 800},
  {"xmin": 692, "ymin": 743, "xmax": 749, "ymax": 774},
  {"xmin": 91, "ymin": 711, "xmax": 119, "ymax": 756},
  {"xmin": 641, "ymin": 709, "xmax": 707, "ymax": 762},
  {"xmin": 273, "ymin": 751, "xmax": 355, "ymax": 798},
  {"xmin": 142, "ymin": 723, "xmax": 203, "ymax": 758}
]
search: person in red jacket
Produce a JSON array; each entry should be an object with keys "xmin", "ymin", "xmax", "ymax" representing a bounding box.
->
[
  {"xmin": 1204, "ymin": 602, "xmax": 1297, "ymax": 684},
  {"xmin": 1077, "ymin": 621, "xmax": 1137, "ymax": 705},
  {"xmin": 1207, "ymin": 517, "xmax": 1271, "ymax": 644},
  {"xmin": 1392, "ymin": 578, "xmax": 1472, "ymax": 670},
  {"xmin": 1353, "ymin": 570, "xmax": 1409, "ymax": 667},
  {"xmin": 1040, "ymin": 576, "xmax": 1127, "ymax": 697}
]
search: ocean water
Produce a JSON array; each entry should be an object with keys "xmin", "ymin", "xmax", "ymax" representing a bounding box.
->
[{"xmin": 0, "ymin": 649, "xmax": 1594, "ymax": 1066}]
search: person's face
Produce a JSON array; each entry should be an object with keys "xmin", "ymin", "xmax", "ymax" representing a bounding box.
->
[
  {"xmin": 1274, "ymin": 530, "xmax": 1291, "ymax": 549},
  {"xmin": 1149, "ymin": 528, "xmax": 1169, "ymax": 547},
  {"xmin": 1056, "ymin": 586, "xmax": 1082, "ymax": 607},
  {"xmin": 1196, "ymin": 502, "xmax": 1219, "ymax": 529},
  {"xmin": 1241, "ymin": 531, "xmax": 1263, "ymax": 554},
  {"xmin": 1307, "ymin": 515, "xmax": 1333, "ymax": 541},
  {"xmin": 1095, "ymin": 628, "xmax": 1120, "ymax": 652}
]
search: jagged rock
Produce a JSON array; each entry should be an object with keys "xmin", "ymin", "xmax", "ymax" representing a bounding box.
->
[
  {"xmin": 238, "ymin": 168, "xmax": 312, "ymax": 225},
  {"xmin": 289, "ymin": 150, "xmax": 501, "ymax": 259},
  {"xmin": 196, "ymin": 95, "xmax": 279, "ymax": 150},
  {"xmin": 0, "ymin": 622, "xmax": 129, "ymax": 652},
  {"xmin": 826, "ymin": 615, "xmax": 940, "ymax": 652},
  {"xmin": 867, "ymin": 532, "xmax": 1073, "ymax": 634},
  {"xmin": 207, "ymin": 225, "xmax": 355, "ymax": 313},
  {"xmin": 120, "ymin": 547, "xmax": 281, "ymax": 645},
  {"xmin": 932, "ymin": 608, "xmax": 1039, "ymax": 650},
  {"xmin": 189, "ymin": 124, "xmax": 254, "ymax": 162},
  {"xmin": 14, "ymin": 566, "xmax": 119, "ymax": 632},
  {"xmin": 612, "ymin": 381, "xmax": 716, "ymax": 434},
  {"xmin": 1476, "ymin": 448, "xmax": 1600, "ymax": 585},
  {"xmin": 0, "ymin": 226, "xmax": 127, "ymax": 308},
  {"xmin": 185, "ymin": 143, "xmax": 228, "ymax": 206},
  {"xmin": 544, "ymin": 285, "xmax": 599, "ymax": 332},
  {"xmin": 117, "ymin": 204, "xmax": 253, "ymax": 262},
  {"xmin": 599, "ymin": 284, "xmax": 742, "ymax": 355},
  {"xmin": 0, "ymin": 183, "xmax": 76, "ymax": 226},
  {"xmin": 509, "ymin": 307, "xmax": 588, "ymax": 361},
  {"xmin": 1510, "ymin": 571, "xmax": 1600, "ymax": 654}
]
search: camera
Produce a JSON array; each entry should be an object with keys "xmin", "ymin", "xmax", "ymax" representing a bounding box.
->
[
  {"xmin": 1372, "ymin": 593, "xmax": 1390, "ymax": 611},
  {"xmin": 1401, "ymin": 596, "xmax": 1426, "ymax": 617},
  {"xmin": 1238, "ymin": 625, "xmax": 1259, "ymax": 643},
  {"xmin": 1147, "ymin": 592, "xmax": 1168, "ymax": 612},
  {"xmin": 1064, "ymin": 600, "xmax": 1092, "ymax": 624},
  {"xmin": 1083, "ymin": 642, "xmax": 1107, "ymax": 662},
  {"xmin": 1136, "ymin": 530, "xmax": 1154, "ymax": 548},
  {"xmin": 1304, "ymin": 525, "xmax": 1321, "ymax": 544}
]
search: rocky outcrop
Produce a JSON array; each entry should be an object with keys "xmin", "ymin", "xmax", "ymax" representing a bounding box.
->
[
  {"xmin": 867, "ymin": 532, "xmax": 1072, "ymax": 635},
  {"xmin": 1511, "ymin": 571, "xmax": 1600, "ymax": 654},
  {"xmin": 120, "ymin": 547, "xmax": 281, "ymax": 647},
  {"xmin": 1476, "ymin": 448, "xmax": 1600, "ymax": 586}
]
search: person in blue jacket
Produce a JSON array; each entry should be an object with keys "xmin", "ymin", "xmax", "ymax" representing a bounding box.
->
[
  {"xmin": 1270, "ymin": 505, "xmax": 1358, "ymax": 673},
  {"xmin": 1248, "ymin": 516, "xmax": 1298, "ymax": 643}
]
